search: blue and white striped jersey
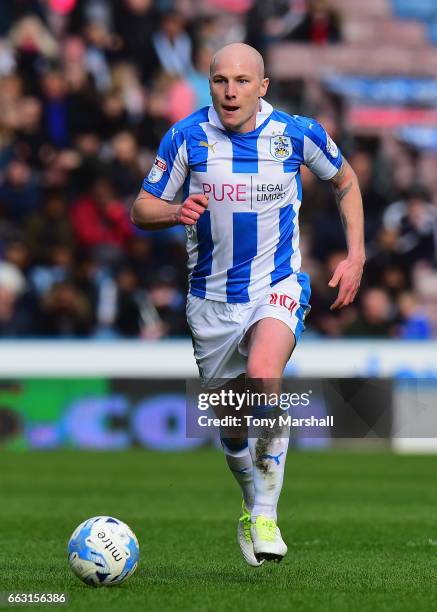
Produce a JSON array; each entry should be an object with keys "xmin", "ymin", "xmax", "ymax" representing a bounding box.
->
[{"xmin": 142, "ymin": 99, "xmax": 343, "ymax": 303}]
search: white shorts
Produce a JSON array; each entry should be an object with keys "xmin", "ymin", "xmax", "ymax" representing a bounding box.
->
[{"xmin": 186, "ymin": 273, "xmax": 311, "ymax": 385}]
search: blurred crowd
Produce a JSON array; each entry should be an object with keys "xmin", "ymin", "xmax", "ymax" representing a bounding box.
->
[{"xmin": 0, "ymin": 0, "xmax": 436, "ymax": 340}]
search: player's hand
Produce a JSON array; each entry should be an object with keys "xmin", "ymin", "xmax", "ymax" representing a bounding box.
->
[
  {"xmin": 176, "ymin": 194, "xmax": 208, "ymax": 225},
  {"xmin": 328, "ymin": 256, "xmax": 364, "ymax": 310}
]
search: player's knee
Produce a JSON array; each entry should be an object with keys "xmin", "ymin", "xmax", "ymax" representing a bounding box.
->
[{"xmin": 246, "ymin": 358, "xmax": 281, "ymax": 380}]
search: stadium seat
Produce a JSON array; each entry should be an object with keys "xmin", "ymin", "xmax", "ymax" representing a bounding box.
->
[
  {"xmin": 330, "ymin": 0, "xmax": 391, "ymax": 18},
  {"xmin": 269, "ymin": 44, "xmax": 437, "ymax": 78},
  {"xmin": 343, "ymin": 19, "xmax": 427, "ymax": 47},
  {"xmin": 392, "ymin": 0, "xmax": 437, "ymax": 21},
  {"xmin": 428, "ymin": 21, "xmax": 437, "ymax": 45}
]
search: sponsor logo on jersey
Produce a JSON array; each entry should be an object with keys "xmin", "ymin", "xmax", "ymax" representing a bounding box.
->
[
  {"xmin": 202, "ymin": 182, "xmax": 286, "ymax": 204},
  {"xmin": 202, "ymin": 182, "xmax": 247, "ymax": 201},
  {"xmin": 326, "ymin": 136, "xmax": 338, "ymax": 158},
  {"xmin": 270, "ymin": 135, "xmax": 292, "ymax": 161},
  {"xmin": 147, "ymin": 155, "xmax": 167, "ymax": 183},
  {"xmin": 256, "ymin": 183, "xmax": 285, "ymax": 202}
]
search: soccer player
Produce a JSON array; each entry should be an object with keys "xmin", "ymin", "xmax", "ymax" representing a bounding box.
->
[{"xmin": 131, "ymin": 43, "xmax": 365, "ymax": 565}]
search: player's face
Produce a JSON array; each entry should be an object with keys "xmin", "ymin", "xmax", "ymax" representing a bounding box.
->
[{"xmin": 210, "ymin": 64, "xmax": 269, "ymax": 134}]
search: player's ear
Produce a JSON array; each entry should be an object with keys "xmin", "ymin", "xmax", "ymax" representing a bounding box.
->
[{"xmin": 259, "ymin": 77, "xmax": 269, "ymax": 97}]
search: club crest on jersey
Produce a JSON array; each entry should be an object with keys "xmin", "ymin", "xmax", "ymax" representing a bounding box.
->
[
  {"xmin": 147, "ymin": 155, "xmax": 167, "ymax": 183},
  {"xmin": 270, "ymin": 135, "xmax": 292, "ymax": 161}
]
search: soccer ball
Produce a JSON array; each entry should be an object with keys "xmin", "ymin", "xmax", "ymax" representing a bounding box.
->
[{"xmin": 68, "ymin": 516, "xmax": 139, "ymax": 587}]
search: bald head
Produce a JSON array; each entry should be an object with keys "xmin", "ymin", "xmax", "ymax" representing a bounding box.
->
[
  {"xmin": 210, "ymin": 43, "xmax": 265, "ymax": 80},
  {"xmin": 209, "ymin": 43, "xmax": 269, "ymax": 133}
]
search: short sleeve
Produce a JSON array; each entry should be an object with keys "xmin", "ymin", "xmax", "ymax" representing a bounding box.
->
[
  {"xmin": 142, "ymin": 127, "xmax": 188, "ymax": 200},
  {"xmin": 302, "ymin": 120, "xmax": 343, "ymax": 180}
]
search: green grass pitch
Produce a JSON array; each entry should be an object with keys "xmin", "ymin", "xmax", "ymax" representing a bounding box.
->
[{"xmin": 1, "ymin": 450, "xmax": 437, "ymax": 611}]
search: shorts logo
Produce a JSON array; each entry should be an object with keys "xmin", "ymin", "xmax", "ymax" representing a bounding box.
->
[
  {"xmin": 270, "ymin": 135, "xmax": 292, "ymax": 161},
  {"xmin": 147, "ymin": 155, "xmax": 167, "ymax": 183},
  {"xmin": 269, "ymin": 292, "xmax": 298, "ymax": 314},
  {"xmin": 326, "ymin": 136, "xmax": 338, "ymax": 158}
]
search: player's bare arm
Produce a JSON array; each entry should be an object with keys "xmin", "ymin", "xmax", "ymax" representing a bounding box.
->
[
  {"xmin": 328, "ymin": 158, "xmax": 365, "ymax": 310},
  {"xmin": 130, "ymin": 188, "xmax": 208, "ymax": 230}
]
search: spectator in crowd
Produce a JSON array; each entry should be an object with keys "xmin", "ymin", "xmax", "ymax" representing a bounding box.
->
[
  {"xmin": 147, "ymin": 270, "xmax": 189, "ymax": 337},
  {"xmin": 288, "ymin": 0, "xmax": 342, "ymax": 44},
  {"xmin": 305, "ymin": 250, "xmax": 353, "ymax": 337},
  {"xmin": 3, "ymin": 238, "xmax": 31, "ymax": 280},
  {"xmin": 29, "ymin": 244, "xmax": 74, "ymax": 297},
  {"xmin": 81, "ymin": 19, "xmax": 113, "ymax": 93},
  {"xmin": 349, "ymin": 150, "xmax": 389, "ymax": 242},
  {"xmin": 183, "ymin": 45, "xmax": 213, "ymax": 111},
  {"xmin": 71, "ymin": 176, "xmax": 133, "ymax": 263},
  {"xmin": 245, "ymin": 1, "xmax": 301, "ymax": 52},
  {"xmin": 112, "ymin": 0, "xmax": 158, "ymax": 80},
  {"xmin": 0, "ymin": 159, "xmax": 41, "ymax": 222},
  {"xmin": 8, "ymin": 15, "xmax": 59, "ymax": 91},
  {"xmin": 99, "ymin": 90, "xmax": 130, "ymax": 140},
  {"xmin": 25, "ymin": 190, "xmax": 75, "ymax": 263},
  {"xmin": 0, "ymin": 1, "xmax": 436, "ymax": 340},
  {"xmin": 123, "ymin": 235, "xmax": 154, "ymax": 287},
  {"xmin": 383, "ymin": 185, "xmax": 437, "ymax": 267},
  {"xmin": 150, "ymin": 10, "xmax": 194, "ymax": 79},
  {"xmin": 109, "ymin": 132, "xmax": 145, "ymax": 201},
  {"xmin": 13, "ymin": 96, "xmax": 48, "ymax": 168},
  {"xmin": 396, "ymin": 291, "xmax": 432, "ymax": 340},
  {"xmin": 0, "ymin": 74, "xmax": 24, "ymax": 137},
  {"xmin": 38, "ymin": 279, "xmax": 93, "ymax": 337},
  {"xmin": 41, "ymin": 71, "xmax": 71, "ymax": 149},
  {"xmin": 62, "ymin": 37, "xmax": 105, "ymax": 137},
  {"xmin": 110, "ymin": 62, "xmax": 145, "ymax": 123},
  {"xmin": 0, "ymin": 261, "xmax": 34, "ymax": 337},
  {"xmin": 365, "ymin": 228, "xmax": 409, "ymax": 293},
  {"xmin": 69, "ymin": 131, "xmax": 105, "ymax": 194},
  {"xmin": 344, "ymin": 288, "xmax": 394, "ymax": 338}
]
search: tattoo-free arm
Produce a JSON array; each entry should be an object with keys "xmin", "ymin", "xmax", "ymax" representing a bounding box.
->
[
  {"xmin": 130, "ymin": 188, "xmax": 208, "ymax": 230},
  {"xmin": 328, "ymin": 159, "xmax": 366, "ymax": 309}
]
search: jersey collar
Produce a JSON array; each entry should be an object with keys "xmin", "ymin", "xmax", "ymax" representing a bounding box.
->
[{"xmin": 208, "ymin": 99, "xmax": 273, "ymax": 132}]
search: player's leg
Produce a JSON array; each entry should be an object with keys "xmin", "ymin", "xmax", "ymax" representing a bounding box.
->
[
  {"xmin": 216, "ymin": 376, "xmax": 264, "ymax": 567},
  {"xmin": 186, "ymin": 295, "xmax": 263, "ymax": 565},
  {"xmin": 221, "ymin": 434, "xmax": 262, "ymax": 567},
  {"xmin": 217, "ymin": 376, "xmax": 254, "ymax": 513},
  {"xmin": 247, "ymin": 318, "xmax": 294, "ymax": 521},
  {"xmin": 222, "ymin": 437, "xmax": 254, "ymax": 509},
  {"xmin": 245, "ymin": 317, "xmax": 296, "ymax": 562}
]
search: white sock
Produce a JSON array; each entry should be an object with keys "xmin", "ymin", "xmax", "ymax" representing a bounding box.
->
[
  {"xmin": 222, "ymin": 441, "xmax": 255, "ymax": 512},
  {"xmin": 248, "ymin": 433, "xmax": 289, "ymax": 521}
]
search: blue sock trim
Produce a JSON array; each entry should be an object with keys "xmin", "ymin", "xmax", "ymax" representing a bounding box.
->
[
  {"xmin": 220, "ymin": 436, "xmax": 248, "ymax": 453},
  {"xmin": 252, "ymin": 404, "xmax": 279, "ymax": 418}
]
